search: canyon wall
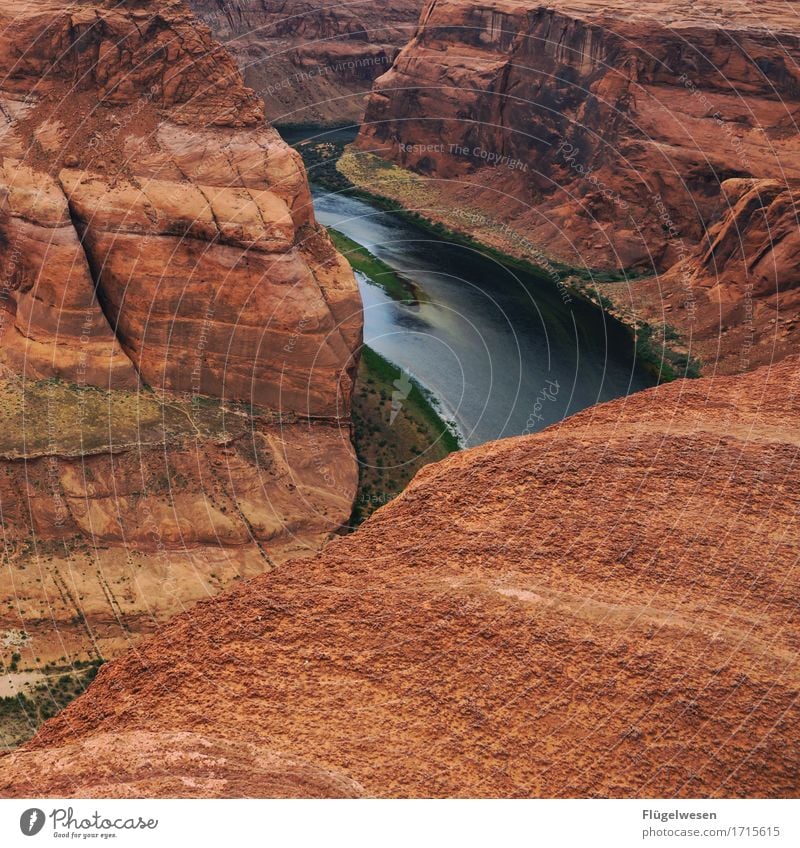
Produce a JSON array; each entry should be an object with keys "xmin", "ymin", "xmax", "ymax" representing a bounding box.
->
[
  {"xmin": 606, "ymin": 178, "xmax": 800, "ymax": 373},
  {"xmin": 353, "ymin": 0, "xmax": 800, "ymax": 373},
  {"xmin": 358, "ymin": 0, "xmax": 800, "ymax": 270},
  {"xmin": 2, "ymin": 357, "xmax": 798, "ymax": 796},
  {"xmin": 0, "ymin": 0, "xmax": 361, "ymax": 667},
  {"xmin": 187, "ymin": 0, "xmax": 424, "ymax": 125}
]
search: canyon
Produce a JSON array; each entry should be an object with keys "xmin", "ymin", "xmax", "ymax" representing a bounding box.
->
[
  {"xmin": 606, "ymin": 178, "xmax": 800, "ymax": 374},
  {"xmin": 186, "ymin": 0, "xmax": 424, "ymax": 125},
  {"xmin": 0, "ymin": 0, "xmax": 361, "ymax": 675},
  {"xmin": 354, "ymin": 0, "xmax": 800, "ymax": 374},
  {"xmin": 2, "ymin": 357, "xmax": 798, "ymax": 797},
  {"xmin": 0, "ymin": 0, "xmax": 797, "ymax": 802}
]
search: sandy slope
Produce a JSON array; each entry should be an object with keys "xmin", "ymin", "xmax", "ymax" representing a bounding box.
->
[{"xmin": 2, "ymin": 358, "xmax": 798, "ymax": 797}]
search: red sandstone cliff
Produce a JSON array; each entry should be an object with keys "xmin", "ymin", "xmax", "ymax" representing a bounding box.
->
[
  {"xmin": 358, "ymin": 0, "xmax": 800, "ymax": 270},
  {"xmin": 0, "ymin": 1, "xmax": 361, "ymax": 668},
  {"xmin": 1, "ymin": 358, "xmax": 798, "ymax": 797},
  {"xmin": 606, "ymin": 177, "xmax": 800, "ymax": 374},
  {"xmin": 186, "ymin": 0, "xmax": 424, "ymax": 125},
  {"xmin": 350, "ymin": 0, "xmax": 800, "ymax": 375}
]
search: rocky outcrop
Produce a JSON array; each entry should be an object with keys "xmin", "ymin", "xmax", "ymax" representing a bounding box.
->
[
  {"xmin": 0, "ymin": 161, "xmax": 138, "ymax": 388},
  {"xmin": 357, "ymin": 0, "xmax": 800, "ymax": 271},
  {"xmin": 607, "ymin": 178, "xmax": 800, "ymax": 374},
  {"xmin": 0, "ymin": 376, "xmax": 358, "ymax": 664},
  {"xmin": 0, "ymin": 0, "xmax": 362, "ymax": 410},
  {"xmin": 3, "ymin": 358, "xmax": 798, "ymax": 797},
  {"xmin": 0, "ymin": 731, "xmax": 365, "ymax": 797},
  {"xmin": 187, "ymin": 0, "xmax": 424, "ymax": 125},
  {"xmin": 352, "ymin": 0, "xmax": 800, "ymax": 376},
  {"xmin": 0, "ymin": 1, "xmax": 361, "ymax": 668}
]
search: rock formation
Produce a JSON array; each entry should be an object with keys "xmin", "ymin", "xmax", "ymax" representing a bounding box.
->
[
  {"xmin": 358, "ymin": 0, "xmax": 800, "ymax": 269},
  {"xmin": 2, "ymin": 358, "xmax": 798, "ymax": 797},
  {"xmin": 0, "ymin": 0, "xmax": 361, "ymax": 669},
  {"xmin": 352, "ymin": 0, "xmax": 800, "ymax": 374},
  {"xmin": 606, "ymin": 178, "xmax": 800, "ymax": 374},
  {"xmin": 186, "ymin": 0, "xmax": 424, "ymax": 125}
]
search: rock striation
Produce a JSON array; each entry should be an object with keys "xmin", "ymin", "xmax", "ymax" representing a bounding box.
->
[
  {"xmin": 186, "ymin": 0, "xmax": 424, "ymax": 125},
  {"xmin": 607, "ymin": 178, "xmax": 800, "ymax": 374},
  {"xmin": 358, "ymin": 0, "xmax": 800, "ymax": 270},
  {"xmin": 353, "ymin": 0, "xmax": 800, "ymax": 374},
  {"xmin": 0, "ymin": 1, "xmax": 361, "ymax": 668},
  {"xmin": 2, "ymin": 358, "xmax": 798, "ymax": 797}
]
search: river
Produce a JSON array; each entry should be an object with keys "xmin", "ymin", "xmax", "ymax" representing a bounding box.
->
[{"xmin": 285, "ymin": 128, "xmax": 654, "ymax": 448}]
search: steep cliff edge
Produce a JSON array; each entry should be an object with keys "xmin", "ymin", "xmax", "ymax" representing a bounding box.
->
[
  {"xmin": 606, "ymin": 178, "xmax": 800, "ymax": 374},
  {"xmin": 186, "ymin": 0, "xmax": 424, "ymax": 125},
  {"xmin": 0, "ymin": 0, "xmax": 361, "ymax": 687},
  {"xmin": 358, "ymin": 0, "xmax": 800, "ymax": 270},
  {"xmin": 2, "ymin": 358, "xmax": 798, "ymax": 797},
  {"xmin": 352, "ymin": 0, "xmax": 800, "ymax": 374}
]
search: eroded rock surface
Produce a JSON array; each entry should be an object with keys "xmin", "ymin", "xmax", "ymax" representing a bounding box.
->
[
  {"xmin": 187, "ymin": 0, "xmax": 424, "ymax": 125},
  {"xmin": 3, "ymin": 359, "xmax": 798, "ymax": 797},
  {"xmin": 359, "ymin": 0, "xmax": 800, "ymax": 268},
  {"xmin": 608, "ymin": 178, "xmax": 800, "ymax": 374},
  {"xmin": 353, "ymin": 0, "xmax": 800, "ymax": 374},
  {"xmin": 0, "ymin": 0, "xmax": 361, "ymax": 669}
]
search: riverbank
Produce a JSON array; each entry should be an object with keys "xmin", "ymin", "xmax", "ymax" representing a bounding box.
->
[
  {"xmin": 327, "ymin": 229, "xmax": 427, "ymax": 303},
  {"xmin": 292, "ymin": 130, "xmax": 699, "ymax": 381},
  {"xmin": 335, "ymin": 149, "xmax": 701, "ymax": 383},
  {"xmin": 287, "ymin": 128, "xmax": 464, "ymax": 523},
  {"xmin": 350, "ymin": 346, "xmax": 460, "ymax": 526}
]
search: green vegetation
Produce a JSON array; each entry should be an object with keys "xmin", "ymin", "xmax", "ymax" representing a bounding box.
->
[
  {"xmin": 0, "ymin": 659, "xmax": 104, "ymax": 749},
  {"xmin": 632, "ymin": 323, "xmax": 703, "ymax": 382},
  {"xmin": 293, "ymin": 137, "xmax": 354, "ymax": 193},
  {"xmin": 0, "ymin": 377, "xmax": 273, "ymax": 459},
  {"xmin": 350, "ymin": 346, "xmax": 460, "ymax": 526},
  {"xmin": 328, "ymin": 228, "xmax": 424, "ymax": 302}
]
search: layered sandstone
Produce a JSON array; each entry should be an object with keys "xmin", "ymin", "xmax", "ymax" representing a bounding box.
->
[
  {"xmin": 351, "ymin": 0, "xmax": 800, "ymax": 376},
  {"xmin": 606, "ymin": 178, "xmax": 800, "ymax": 374},
  {"xmin": 3, "ymin": 359, "xmax": 798, "ymax": 797},
  {"xmin": 358, "ymin": 0, "xmax": 800, "ymax": 270},
  {"xmin": 0, "ymin": 0, "xmax": 361, "ymax": 670},
  {"xmin": 187, "ymin": 0, "xmax": 424, "ymax": 125},
  {"xmin": 0, "ymin": 377, "xmax": 358, "ymax": 665}
]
